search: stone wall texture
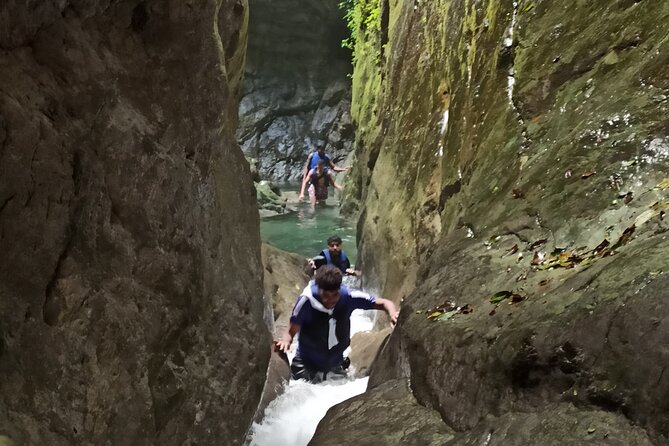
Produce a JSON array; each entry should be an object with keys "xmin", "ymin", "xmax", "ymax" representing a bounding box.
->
[
  {"xmin": 316, "ymin": 0, "xmax": 669, "ymax": 444},
  {"xmin": 237, "ymin": 0, "xmax": 354, "ymax": 181},
  {"xmin": 0, "ymin": 1, "xmax": 269, "ymax": 445}
]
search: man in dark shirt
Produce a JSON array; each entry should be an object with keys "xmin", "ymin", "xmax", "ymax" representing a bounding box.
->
[
  {"xmin": 309, "ymin": 235, "xmax": 358, "ymax": 276},
  {"xmin": 273, "ymin": 265, "xmax": 398, "ymax": 382}
]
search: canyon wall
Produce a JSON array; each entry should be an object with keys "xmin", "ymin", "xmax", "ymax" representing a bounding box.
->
[{"xmin": 0, "ymin": 1, "xmax": 268, "ymax": 444}]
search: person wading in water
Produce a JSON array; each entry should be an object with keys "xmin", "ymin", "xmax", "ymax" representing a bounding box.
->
[
  {"xmin": 274, "ymin": 265, "xmax": 398, "ymax": 383},
  {"xmin": 298, "ymin": 160, "xmax": 342, "ymax": 206}
]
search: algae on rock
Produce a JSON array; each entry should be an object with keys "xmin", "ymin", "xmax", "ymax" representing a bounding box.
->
[{"xmin": 327, "ymin": 0, "xmax": 669, "ymax": 444}]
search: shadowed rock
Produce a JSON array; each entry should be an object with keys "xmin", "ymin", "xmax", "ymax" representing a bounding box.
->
[{"xmin": 0, "ymin": 1, "xmax": 268, "ymax": 444}]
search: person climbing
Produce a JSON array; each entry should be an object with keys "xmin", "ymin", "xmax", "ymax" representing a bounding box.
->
[
  {"xmin": 273, "ymin": 265, "xmax": 399, "ymax": 383},
  {"xmin": 301, "ymin": 142, "xmax": 348, "ymax": 183},
  {"xmin": 308, "ymin": 235, "xmax": 359, "ymax": 276},
  {"xmin": 298, "ymin": 159, "xmax": 343, "ymax": 205}
]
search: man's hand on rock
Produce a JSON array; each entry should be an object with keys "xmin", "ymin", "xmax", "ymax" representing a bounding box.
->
[{"xmin": 273, "ymin": 339, "xmax": 291, "ymax": 353}]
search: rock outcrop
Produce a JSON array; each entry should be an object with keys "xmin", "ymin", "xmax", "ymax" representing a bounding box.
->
[
  {"xmin": 237, "ymin": 0, "xmax": 354, "ymax": 181},
  {"xmin": 0, "ymin": 2, "xmax": 268, "ymax": 445},
  {"xmin": 321, "ymin": 0, "xmax": 669, "ymax": 444},
  {"xmin": 250, "ymin": 243, "xmax": 309, "ymax": 430}
]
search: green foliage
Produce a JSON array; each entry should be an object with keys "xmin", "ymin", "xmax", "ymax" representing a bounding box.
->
[{"xmin": 339, "ymin": 0, "xmax": 383, "ymax": 51}]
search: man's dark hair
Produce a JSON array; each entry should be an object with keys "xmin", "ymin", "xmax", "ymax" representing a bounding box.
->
[
  {"xmin": 327, "ymin": 235, "xmax": 342, "ymax": 245},
  {"xmin": 316, "ymin": 142, "xmax": 325, "ymax": 150},
  {"xmin": 315, "ymin": 265, "xmax": 342, "ymax": 291}
]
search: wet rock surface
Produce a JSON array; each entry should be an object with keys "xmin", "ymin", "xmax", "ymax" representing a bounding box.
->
[
  {"xmin": 309, "ymin": 379, "xmax": 454, "ymax": 446},
  {"xmin": 324, "ymin": 0, "xmax": 669, "ymax": 444},
  {"xmin": 0, "ymin": 2, "xmax": 268, "ymax": 445},
  {"xmin": 253, "ymin": 244, "xmax": 309, "ymax": 424},
  {"xmin": 237, "ymin": 0, "xmax": 354, "ymax": 181}
]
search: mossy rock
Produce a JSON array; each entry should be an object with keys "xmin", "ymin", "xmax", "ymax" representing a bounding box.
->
[{"xmin": 255, "ymin": 180, "xmax": 285, "ymax": 213}]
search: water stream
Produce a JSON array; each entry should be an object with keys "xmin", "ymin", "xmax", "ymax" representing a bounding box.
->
[
  {"xmin": 260, "ymin": 184, "xmax": 357, "ymax": 262},
  {"xmin": 249, "ymin": 195, "xmax": 369, "ymax": 446}
]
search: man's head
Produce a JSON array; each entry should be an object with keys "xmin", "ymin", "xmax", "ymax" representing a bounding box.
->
[
  {"xmin": 315, "ymin": 265, "xmax": 342, "ymax": 309},
  {"xmin": 316, "ymin": 159, "xmax": 325, "ymax": 173},
  {"xmin": 316, "ymin": 142, "xmax": 325, "ymax": 156},
  {"xmin": 326, "ymin": 235, "xmax": 342, "ymax": 254}
]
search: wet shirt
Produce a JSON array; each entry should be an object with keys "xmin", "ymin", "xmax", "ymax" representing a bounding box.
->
[
  {"xmin": 319, "ymin": 249, "xmax": 350, "ymax": 273},
  {"xmin": 290, "ymin": 282, "xmax": 376, "ymax": 370}
]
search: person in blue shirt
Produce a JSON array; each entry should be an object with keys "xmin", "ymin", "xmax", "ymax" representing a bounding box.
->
[
  {"xmin": 308, "ymin": 235, "xmax": 359, "ymax": 276},
  {"xmin": 301, "ymin": 142, "xmax": 348, "ymax": 182},
  {"xmin": 273, "ymin": 265, "xmax": 398, "ymax": 383}
]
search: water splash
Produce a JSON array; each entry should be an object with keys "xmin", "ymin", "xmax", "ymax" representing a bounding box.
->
[{"xmin": 248, "ymin": 377, "xmax": 369, "ymax": 446}]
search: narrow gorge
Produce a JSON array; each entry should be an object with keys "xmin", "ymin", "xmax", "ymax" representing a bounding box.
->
[{"xmin": 1, "ymin": 0, "xmax": 668, "ymax": 445}]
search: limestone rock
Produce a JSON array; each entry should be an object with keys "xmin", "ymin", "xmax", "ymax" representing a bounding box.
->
[
  {"xmin": 339, "ymin": 0, "xmax": 669, "ymax": 443},
  {"xmin": 261, "ymin": 242, "xmax": 310, "ymax": 330},
  {"xmin": 349, "ymin": 327, "xmax": 391, "ymax": 377},
  {"xmin": 0, "ymin": 1, "xmax": 268, "ymax": 445},
  {"xmin": 237, "ymin": 0, "xmax": 354, "ymax": 181},
  {"xmin": 309, "ymin": 379, "xmax": 454, "ymax": 445}
]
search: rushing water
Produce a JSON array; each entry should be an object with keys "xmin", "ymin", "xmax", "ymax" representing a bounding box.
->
[{"xmin": 250, "ymin": 192, "xmax": 369, "ymax": 446}]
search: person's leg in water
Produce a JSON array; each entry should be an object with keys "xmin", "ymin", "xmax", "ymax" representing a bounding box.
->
[
  {"xmin": 315, "ymin": 184, "xmax": 329, "ymax": 206},
  {"xmin": 325, "ymin": 356, "xmax": 350, "ymax": 379},
  {"xmin": 290, "ymin": 352, "xmax": 324, "ymax": 383},
  {"xmin": 307, "ymin": 184, "xmax": 317, "ymax": 207}
]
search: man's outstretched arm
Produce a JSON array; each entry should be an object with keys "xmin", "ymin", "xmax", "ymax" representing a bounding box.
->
[
  {"xmin": 373, "ymin": 298, "xmax": 399, "ymax": 327},
  {"xmin": 274, "ymin": 322, "xmax": 301, "ymax": 353}
]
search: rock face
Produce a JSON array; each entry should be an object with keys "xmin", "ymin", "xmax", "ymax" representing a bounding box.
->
[
  {"xmin": 321, "ymin": 0, "xmax": 669, "ymax": 444},
  {"xmin": 0, "ymin": 1, "xmax": 269, "ymax": 445},
  {"xmin": 252, "ymin": 243, "xmax": 310, "ymax": 425},
  {"xmin": 237, "ymin": 0, "xmax": 354, "ymax": 181}
]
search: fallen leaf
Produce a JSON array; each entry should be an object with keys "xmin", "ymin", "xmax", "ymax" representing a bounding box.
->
[
  {"xmin": 512, "ymin": 189, "xmax": 526, "ymax": 199},
  {"xmin": 516, "ymin": 271, "xmax": 528, "ymax": 281},
  {"xmin": 436, "ymin": 310, "xmax": 458, "ymax": 321},
  {"xmin": 539, "ymin": 279, "xmax": 551, "ymax": 286},
  {"xmin": 529, "ymin": 239, "xmax": 548, "ymax": 250},
  {"xmin": 581, "ymin": 171, "xmax": 596, "ymax": 179},
  {"xmin": 490, "ymin": 291, "xmax": 512, "ymax": 304},
  {"xmin": 428, "ymin": 311, "xmax": 443, "ymax": 320},
  {"xmin": 587, "ymin": 427, "xmax": 596, "ymax": 434},
  {"xmin": 564, "ymin": 169, "xmax": 573, "ymax": 178},
  {"xmin": 623, "ymin": 191, "xmax": 634, "ymax": 204},
  {"xmin": 489, "ymin": 308, "xmax": 496, "ymax": 316},
  {"xmin": 593, "ymin": 239, "xmax": 610, "ymax": 256},
  {"xmin": 510, "ymin": 293, "xmax": 524, "ymax": 303},
  {"xmin": 504, "ymin": 244, "xmax": 519, "ymax": 256},
  {"xmin": 531, "ymin": 251, "xmax": 546, "ymax": 265}
]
